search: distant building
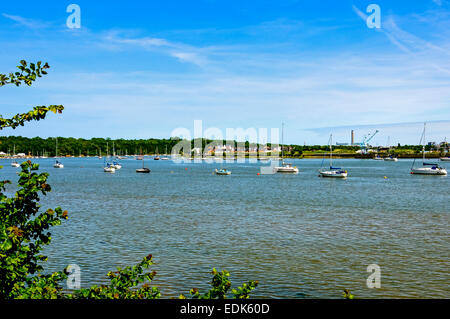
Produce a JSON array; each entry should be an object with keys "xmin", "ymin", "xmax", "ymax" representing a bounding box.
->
[{"xmin": 336, "ymin": 142, "xmax": 349, "ymax": 146}]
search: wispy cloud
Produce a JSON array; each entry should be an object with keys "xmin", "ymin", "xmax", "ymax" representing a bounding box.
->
[
  {"xmin": 352, "ymin": 5, "xmax": 450, "ymax": 74},
  {"xmin": 101, "ymin": 30, "xmax": 209, "ymax": 66},
  {"xmin": 2, "ymin": 13, "xmax": 49, "ymax": 29}
]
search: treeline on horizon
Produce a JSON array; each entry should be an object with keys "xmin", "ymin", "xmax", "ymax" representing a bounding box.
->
[{"xmin": 0, "ymin": 135, "xmax": 441, "ymax": 156}]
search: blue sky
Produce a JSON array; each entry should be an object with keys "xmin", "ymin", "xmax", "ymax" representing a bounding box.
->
[{"xmin": 0, "ymin": 0, "xmax": 449, "ymax": 145}]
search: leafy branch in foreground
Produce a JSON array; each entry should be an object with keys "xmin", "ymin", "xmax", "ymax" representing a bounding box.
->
[
  {"xmin": 0, "ymin": 60, "xmax": 64, "ymax": 131},
  {"xmin": 66, "ymin": 254, "xmax": 161, "ymax": 299},
  {"xmin": 181, "ymin": 268, "xmax": 259, "ymax": 299},
  {"xmin": 343, "ymin": 289, "xmax": 354, "ymax": 299},
  {"xmin": 0, "ymin": 60, "xmax": 49, "ymax": 87},
  {"xmin": 0, "ymin": 161, "xmax": 68, "ymax": 298}
]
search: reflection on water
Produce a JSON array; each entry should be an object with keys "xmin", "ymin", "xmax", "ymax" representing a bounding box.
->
[{"xmin": 2, "ymin": 157, "xmax": 449, "ymax": 298}]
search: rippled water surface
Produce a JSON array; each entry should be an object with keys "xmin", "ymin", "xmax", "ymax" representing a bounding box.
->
[{"xmin": 2, "ymin": 157, "xmax": 449, "ymax": 298}]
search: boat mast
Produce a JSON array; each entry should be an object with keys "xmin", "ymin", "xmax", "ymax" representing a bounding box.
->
[
  {"xmin": 330, "ymin": 134, "xmax": 333, "ymax": 167},
  {"xmin": 281, "ymin": 122, "xmax": 284, "ymax": 162},
  {"xmin": 422, "ymin": 123, "xmax": 426, "ymax": 163}
]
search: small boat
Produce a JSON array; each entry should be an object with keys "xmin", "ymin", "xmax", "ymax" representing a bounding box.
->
[
  {"xmin": 136, "ymin": 167, "xmax": 151, "ymax": 173},
  {"xmin": 215, "ymin": 168, "xmax": 231, "ymax": 175},
  {"xmin": 384, "ymin": 139, "xmax": 398, "ymax": 161},
  {"xmin": 111, "ymin": 161, "xmax": 122, "ymax": 169},
  {"xmin": 54, "ymin": 138, "xmax": 64, "ymax": 168},
  {"xmin": 373, "ymin": 155, "xmax": 383, "ymax": 160},
  {"xmin": 103, "ymin": 143, "xmax": 116, "ymax": 172},
  {"xmin": 411, "ymin": 163, "xmax": 447, "ymax": 175},
  {"xmin": 161, "ymin": 146, "xmax": 170, "ymax": 160},
  {"xmin": 275, "ymin": 162, "xmax": 299, "ymax": 173},
  {"xmin": 136, "ymin": 157, "xmax": 150, "ymax": 173},
  {"xmin": 275, "ymin": 123, "xmax": 299, "ymax": 174},
  {"xmin": 136, "ymin": 156, "xmax": 143, "ymax": 160},
  {"xmin": 53, "ymin": 160, "xmax": 64, "ymax": 168},
  {"xmin": 319, "ymin": 134, "xmax": 347, "ymax": 178},
  {"xmin": 319, "ymin": 167, "xmax": 348, "ymax": 178},
  {"xmin": 11, "ymin": 145, "xmax": 20, "ymax": 167},
  {"xmin": 411, "ymin": 123, "xmax": 447, "ymax": 176},
  {"xmin": 154, "ymin": 147, "xmax": 160, "ymax": 160},
  {"xmin": 104, "ymin": 163, "xmax": 116, "ymax": 173},
  {"xmin": 440, "ymin": 157, "xmax": 450, "ymax": 162}
]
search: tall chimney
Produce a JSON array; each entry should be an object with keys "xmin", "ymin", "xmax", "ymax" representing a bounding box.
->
[{"xmin": 351, "ymin": 130, "xmax": 354, "ymax": 145}]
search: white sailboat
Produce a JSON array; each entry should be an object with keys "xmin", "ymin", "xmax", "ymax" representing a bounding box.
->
[
  {"xmin": 103, "ymin": 142, "xmax": 115, "ymax": 173},
  {"xmin": 319, "ymin": 134, "xmax": 347, "ymax": 178},
  {"xmin": 11, "ymin": 145, "xmax": 20, "ymax": 167},
  {"xmin": 111, "ymin": 161, "xmax": 122, "ymax": 170},
  {"xmin": 215, "ymin": 168, "xmax": 231, "ymax": 175},
  {"xmin": 384, "ymin": 155, "xmax": 398, "ymax": 162},
  {"xmin": 161, "ymin": 146, "xmax": 170, "ymax": 160},
  {"xmin": 373, "ymin": 155, "xmax": 383, "ymax": 160},
  {"xmin": 53, "ymin": 137, "xmax": 64, "ymax": 168},
  {"xmin": 411, "ymin": 123, "xmax": 447, "ymax": 175},
  {"xmin": 384, "ymin": 137, "xmax": 398, "ymax": 161},
  {"xmin": 275, "ymin": 123, "xmax": 299, "ymax": 174}
]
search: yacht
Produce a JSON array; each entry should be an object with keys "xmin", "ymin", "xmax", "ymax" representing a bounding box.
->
[
  {"xmin": 384, "ymin": 155, "xmax": 398, "ymax": 162},
  {"xmin": 275, "ymin": 162, "xmax": 299, "ymax": 173},
  {"xmin": 136, "ymin": 157, "xmax": 150, "ymax": 173},
  {"xmin": 104, "ymin": 163, "xmax": 116, "ymax": 173},
  {"xmin": 53, "ymin": 138, "xmax": 64, "ymax": 168},
  {"xmin": 319, "ymin": 134, "xmax": 347, "ymax": 178},
  {"xmin": 53, "ymin": 160, "xmax": 64, "ymax": 169},
  {"xmin": 11, "ymin": 145, "xmax": 20, "ymax": 167},
  {"xmin": 215, "ymin": 168, "xmax": 231, "ymax": 175},
  {"xmin": 111, "ymin": 161, "xmax": 122, "ymax": 170},
  {"xmin": 411, "ymin": 123, "xmax": 447, "ymax": 176},
  {"xmin": 275, "ymin": 123, "xmax": 299, "ymax": 174}
]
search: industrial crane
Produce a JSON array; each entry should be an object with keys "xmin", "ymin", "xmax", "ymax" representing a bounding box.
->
[{"xmin": 357, "ymin": 130, "xmax": 379, "ymax": 154}]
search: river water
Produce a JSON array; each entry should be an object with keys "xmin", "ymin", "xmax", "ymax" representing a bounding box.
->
[{"xmin": 1, "ymin": 157, "xmax": 449, "ymax": 298}]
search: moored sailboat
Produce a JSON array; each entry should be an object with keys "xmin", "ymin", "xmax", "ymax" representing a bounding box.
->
[
  {"xmin": 53, "ymin": 137, "xmax": 64, "ymax": 168},
  {"xmin": 411, "ymin": 123, "xmax": 447, "ymax": 176},
  {"xmin": 215, "ymin": 168, "xmax": 231, "ymax": 175},
  {"xmin": 384, "ymin": 137, "xmax": 398, "ymax": 161},
  {"xmin": 136, "ymin": 157, "xmax": 150, "ymax": 173},
  {"xmin": 275, "ymin": 123, "xmax": 299, "ymax": 174},
  {"xmin": 11, "ymin": 145, "xmax": 20, "ymax": 167},
  {"xmin": 319, "ymin": 134, "xmax": 347, "ymax": 178}
]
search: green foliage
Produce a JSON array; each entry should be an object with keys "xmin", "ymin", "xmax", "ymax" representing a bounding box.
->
[
  {"xmin": 66, "ymin": 254, "xmax": 161, "ymax": 299},
  {"xmin": 343, "ymin": 289, "xmax": 354, "ymax": 299},
  {"xmin": 0, "ymin": 161, "xmax": 68, "ymax": 298},
  {"xmin": 182, "ymin": 268, "xmax": 258, "ymax": 299},
  {"xmin": 0, "ymin": 61, "xmax": 64, "ymax": 131},
  {"xmin": 0, "ymin": 106, "xmax": 64, "ymax": 131},
  {"xmin": 0, "ymin": 60, "xmax": 50, "ymax": 87},
  {"xmin": 0, "ymin": 61, "xmax": 66, "ymax": 299}
]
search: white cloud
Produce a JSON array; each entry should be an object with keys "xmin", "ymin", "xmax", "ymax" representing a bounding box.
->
[{"xmin": 2, "ymin": 13, "xmax": 49, "ymax": 29}]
